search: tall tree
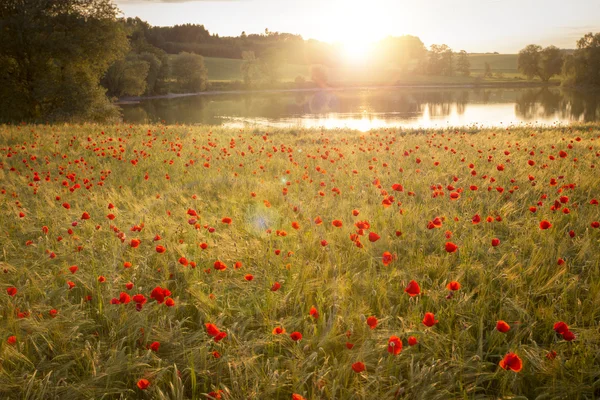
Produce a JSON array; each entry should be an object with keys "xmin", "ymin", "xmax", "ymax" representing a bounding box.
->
[
  {"xmin": 456, "ymin": 50, "xmax": 471, "ymax": 76},
  {"xmin": 0, "ymin": 0, "xmax": 128, "ymax": 121},
  {"xmin": 241, "ymin": 51, "xmax": 260, "ymax": 87},
  {"xmin": 562, "ymin": 33, "xmax": 600, "ymax": 87},
  {"xmin": 518, "ymin": 45, "xmax": 542, "ymax": 79},
  {"xmin": 171, "ymin": 52, "xmax": 208, "ymax": 92},
  {"xmin": 427, "ymin": 44, "xmax": 454, "ymax": 76},
  {"xmin": 538, "ymin": 46, "xmax": 563, "ymax": 82}
]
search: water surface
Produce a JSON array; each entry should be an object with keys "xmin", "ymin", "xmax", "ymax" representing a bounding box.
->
[{"xmin": 120, "ymin": 87, "xmax": 600, "ymax": 130}]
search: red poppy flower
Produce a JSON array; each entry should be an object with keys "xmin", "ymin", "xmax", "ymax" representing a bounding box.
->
[
  {"xmin": 6, "ymin": 287, "xmax": 17, "ymax": 297},
  {"xmin": 496, "ymin": 320, "xmax": 510, "ymax": 333},
  {"xmin": 332, "ymin": 220, "xmax": 343, "ymax": 227},
  {"xmin": 272, "ymin": 326, "xmax": 285, "ymax": 335},
  {"xmin": 165, "ymin": 297, "xmax": 175, "ymax": 307},
  {"xmin": 405, "ymin": 280, "xmax": 421, "ymax": 297},
  {"xmin": 408, "ymin": 336, "xmax": 418, "ymax": 346},
  {"xmin": 130, "ymin": 239, "xmax": 141, "ymax": 248},
  {"xmin": 119, "ymin": 292, "xmax": 131, "ymax": 304},
  {"xmin": 81, "ymin": 212, "xmax": 90, "ymax": 220},
  {"xmin": 290, "ymin": 331, "xmax": 302, "ymax": 341},
  {"xmin": 7, "ymin": 335, "xmax": 16, "ymax": 345},
  {"xmin": 309, "ymin": 306, "xmax": 319, "ymax": 319},
  {"xmin": 366, "ymin": 316, "xmax": 378, "ymax": 329},
  {"xmin": 499, "ymin": 352, "xmax": 522, "ymax": 372},
  {"xmin": 387, "ymin": 336, "xmax": 402, "ymax": 355},
  {"xmin": 133, "ymin": 294, "xmax": 147, "ymax": 305},
  {"xmin": 346, "ymin": 342, "xmax": 354, "ymax": 349},
  {"xmin": 491, "ymin": 238, "xmax": 500, "ymax": 247},
  {"xmin": 126, "ymin": 282, "xmax": 134, "ymax": 290},
  {"xmin": 558, "ymin": 328, "xmax": 575, "ymax": 340},
  {"xmin": 553, "ymin": 321, "xmax": 569, "ymax": 335},
  {"xmin": 155, "ymin": 245, "xmax": 166, "ymax": 253},
  {"xmin": 244, "ymin": 274, "xmax": 254, "ymax": 281},
  {"xmin": 445, "ymin": 242, "xmax": 458, "ymax": 253},
  {"xmin": 69, "ymin": 265, "xmax": 78, "ymax": 274},
  {"xmin": 205, "ymin": 323, "xmax": 220, "ymax": 337},
  {"xmin": 222, "ymin": 217, "xmax": 232, "ymax": 224},
  {"xmin": 368, "ymin": 232, "xmax": 380, "ymax": 242},
  {"xmin": 446, "ymin": 281, "xmax": 460, "ymax": 291},
  {"xmin": 270, "ymin": 282, "xmax": 281, "ymax": 291},
  {"xmin": 214, "ymin": 260, "xmax": 227, "ymax": 271},
  {"xmin": 382, "ymin": 251, "xmax": 393, "ymax": 266},
  {"xmin": 351, "ymin": 361, "xmax": 365, "ymax": 373},
  {"xmin": 214, "ymin": 331, "xmax": 227, "ymax": 342},
  {"xmin": 149, "ymin": 341, "xmax": 160, "ymax": 352},
  {"xmin": 291, "ymin": 221, "xmax": 300, "ymax": 230},
  {"xmin": 539, "ymin": 220, "xmax": 552, "ymax": 230},
  {"xmin": 49, "ymin": 309, "xmax": 58, "ymax": 317},
  {"xmin": 292, "ymin": 394, "xmax": 307, "ymax": 400},
  {"xmin": 136, "ymin": 379, "xmax": 150, "ymax": 390},
  {"xmin": 98, "ymin": 276, "xmax": 106, "ymax": 283},
  {"xmin": 422, "ymin": 312, "xmax": 438, "ymax": 327}
]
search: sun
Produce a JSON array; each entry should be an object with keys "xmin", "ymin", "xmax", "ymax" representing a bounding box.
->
[{"xmin": 342, "ymin": 39, "xmax": 372, "ymax": 64}]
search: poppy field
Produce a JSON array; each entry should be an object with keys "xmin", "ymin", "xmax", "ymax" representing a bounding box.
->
[{"xmin": 1, "ymin": 123, "xmax": 600, "ymax": 399}]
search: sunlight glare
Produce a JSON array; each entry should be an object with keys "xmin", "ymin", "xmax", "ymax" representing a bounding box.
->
[{"xmin": 342, "ymin": 39, "xmax": 372, "ymax": 64}]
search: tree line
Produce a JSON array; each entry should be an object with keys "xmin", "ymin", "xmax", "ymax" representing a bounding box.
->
[{"xmin": 1, "ymin": 0, "xmax": 599, "ymax": 122}]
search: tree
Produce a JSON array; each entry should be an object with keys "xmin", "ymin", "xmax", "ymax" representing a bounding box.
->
[
  {"xmin": 427, "ymin": 44, "xmax": 454, "ymax": 76},
  {"xmin": 0, "ymin": 0, "xmax": 128, "ymax": 121},
  {"xmin": 376, "ymin": 35, "xmax": 427, "ymax": 72},
  {"xmin": 538, "ymin": 46, "xmax": 563, "ymax": 82},
  {"xmin": 102, "ymin": 55, "xmax": 150, "ymax": 98},
  {"xmin": 518, "ymin": 45, "xmax": 542, "ymax": 79},
  {"xmin": 518, "ymin": 44, "xmax": 564, "ymax": 82},
  {"xmin": 484, "ymin": 62, "xmax": 493, "ymax": 78},
  {"xmin": 259, "ymin": 48, "xmax": 283, "ymax": 84},
  {"xmin": 456, "ymin": 50, "xmax": 471, "ymax": 76},
  {"xmin": 171, "ymin": 52, "xmax": 208, "ymax": 92},
  {"xmin": 241, "ymin": 51, "xmax": 260, "ymax": 87},
  {"xmin": 562, "ymin": 33, "xmax": 600, "ymax": 87}
]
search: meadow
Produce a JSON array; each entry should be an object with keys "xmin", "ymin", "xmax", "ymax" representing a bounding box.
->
[
  {"xmin": 203, "ymin": 53, "xmax": 541, "ymax": 87},
  {"xmin": 0, "ymin": 123, "xmax": 599, "ymax": 399}
]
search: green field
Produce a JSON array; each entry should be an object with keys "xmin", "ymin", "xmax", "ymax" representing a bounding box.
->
[
  {"xmin": 1, "ymin": 123, "xmax": 599, "ymax": 399},
  {"xmin": 203, "ymin": 54, "xmax": 540, "ymax": 87}
]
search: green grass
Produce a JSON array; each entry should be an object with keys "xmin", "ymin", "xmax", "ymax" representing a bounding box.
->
[
  {"xmin": 1, "ymin": 123, "xmax": 599, "ymax": 399},
  {"xmin": 201, "ymin": 54, "xmax": 526, "ymax": 86}
]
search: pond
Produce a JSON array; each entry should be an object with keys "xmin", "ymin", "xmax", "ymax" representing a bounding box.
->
[{"xmin": 120, "ymin": 87, "xmax": 600, "ymax": 130}]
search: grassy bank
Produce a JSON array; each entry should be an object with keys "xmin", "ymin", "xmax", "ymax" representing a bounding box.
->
[
  {"xmin": 193, "ymin": 54, "xmax": 558, "ymax": 94},
  {"xmin": 0, "ymin": 123, "xmax": 599, "ymax": 399}
]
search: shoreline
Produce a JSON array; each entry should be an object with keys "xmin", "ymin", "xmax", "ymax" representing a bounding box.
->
[{"xmin": 116, "ymin": 81, "xmax": 560, "ymax": 104}]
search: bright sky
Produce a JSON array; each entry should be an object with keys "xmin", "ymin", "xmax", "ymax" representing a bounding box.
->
[{"xmin": 115, "ymin": 0, "xmax": 600, "ymax": 53}]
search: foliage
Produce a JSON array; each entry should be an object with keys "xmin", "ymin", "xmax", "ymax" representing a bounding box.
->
[
  {"xmin": 456, "ymin": 50, "xmax": 471, "ymax": 77},
  {"xmin": 484, "ymin": 62, "xmax": 493, "ymax": 78},
  {"xmin": 562, "ymin": 32, "xmax": 600, "ymax": 87},
  {"xmin": 171, "ymin": 52, "xmax": 208, "ymax": 92},
  {"xmin": 240, "ymin": 51, "xmax": 260, "ymax": 87},
  {"xmin": 374, "ymin": 35, "xmax": 427, "ymax": 72},
  {"xmin": 0, "ymin": 0, "xmax": 128, "ymax": 122},
  {"xmin": 518, "ymin": 45, "xmax": 542, "ymax": 79},
  {"xmin": 427, "ymin": 44, "xmax": 454, "ymax": 76},
  {"xmin": 518, "ymin": 45, "xmax": 563, "ymax": 82},
  {"xmin": 102, "ymin": 55, "xmax": 151, "ymax": 98}
]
